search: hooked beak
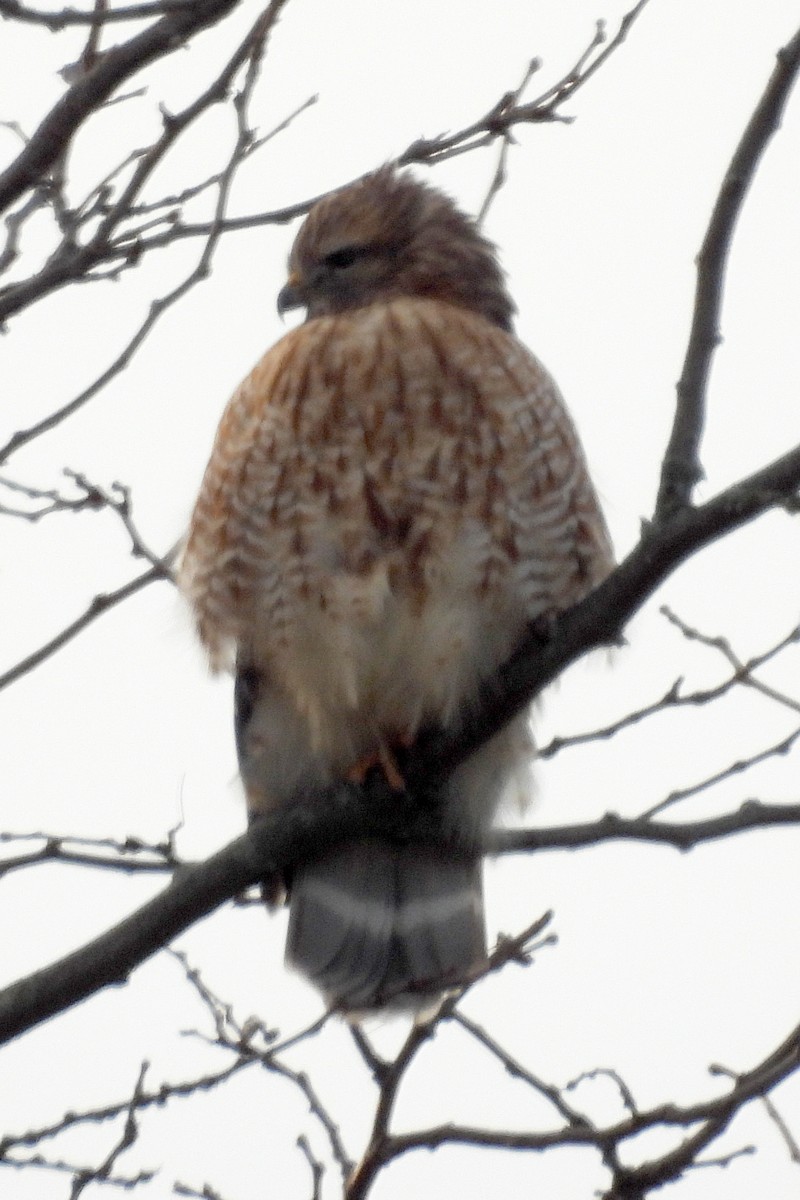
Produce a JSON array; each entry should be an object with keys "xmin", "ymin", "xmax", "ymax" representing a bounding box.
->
[{"xmin": 277, "ymin": 273, "xmax": 304, "ymax": 319}]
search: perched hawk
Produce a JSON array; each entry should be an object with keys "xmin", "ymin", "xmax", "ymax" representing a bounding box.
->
[{"xmin": 180, "ymin": 167, "xmax": 613, "ymax": 1012}]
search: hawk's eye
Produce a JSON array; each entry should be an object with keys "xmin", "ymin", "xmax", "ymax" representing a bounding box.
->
[{"xmin": 323, "ymin": 245, "xmax": 368, "ymax": 270}]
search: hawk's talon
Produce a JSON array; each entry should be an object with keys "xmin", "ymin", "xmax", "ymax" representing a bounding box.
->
[{"xmin": 347, "ymin": 742, "xmax": 406, "ymax": 792}]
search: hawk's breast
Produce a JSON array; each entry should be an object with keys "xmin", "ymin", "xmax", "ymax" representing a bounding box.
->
[{"xmin": 180, "ymin": 297, "xmax": 612, "ymax": 760}]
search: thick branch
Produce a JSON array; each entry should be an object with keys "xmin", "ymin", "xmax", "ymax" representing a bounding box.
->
[
  {"xmin": 0, "ymin": 0, "xmax": 196, "ymax": 26},
  {"xmin": 3, "ymin": 442, "xmax": 800, "ymax": 1046},
  {"xmin": 0, "ymin": 788, "xmax": 356, "ymax": 1045},
  {"xmin": 655, "ymin": 23, "xmax": 800, "ymax": 520}
]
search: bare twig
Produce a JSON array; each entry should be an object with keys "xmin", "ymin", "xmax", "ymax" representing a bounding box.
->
[
  {"xmin": 452, "ymin": 1010, "xmax": 589, "ymax": 1128},
  {"xmin": 491, "ymin": 800, "xmax": 800, "ymax": 855},
  {"xmin": 567, "ymin": 1066, "xmax": 638, "ymax": 1116},
  {"xmin": 0, "ymin": 0, "xmax": 244, "ymax": 215},
  {"xmin": 661, "ymin": 605, "xmax": 800, "ymax": 715},
  {"xmin": 642, "ymin": 725, "xmax": 800, "ymax": 819},
  {"xmin": 763, "ymin": 1095, "xmax": 800, "ymax": 1165},
  {"xmin": 0, "ymin": 562, "xmax": 170, "ymax": 692},
  {"xmin": 340, "ymin": 1008, "xmax": 800, "ymax": 1196},
  {"xmin": 0, "ymin": 829, "xmax": 183, "ymax": 879},
  {"xmin": 399, "ymin": 2, "xmax": 652, "ymax": 170},
  {"xmin": 346, "ymin": 916, "xmax": 553, "ymax": 1199},
  {"xmin": 476, "ymin": 57, "xmax": 541, "ymax": 224},
  {"xmin": 0, "ymin": 0, "xmax": 291, "ymax": 462},
  {"xmin": 174, "ymin": 1183, "xmax": 228, "ymax": 1200},
  {"xmin": 535, "ymin": 608, "xmax": 800, "ymax": 762},
  {"xmin": 297, "ymin": 1133, "xmax": 325, "ymax": 1200},
  {"xmin": 0, "ymin": 189, "xmax": 49, "ymax": 275},
  {"xmin": 172, "ymin": 953, "xmax": 354, "ymax": 1181},
  {"xmin": 69, "ymin": 1061, "xmax": 149, "ymax": 1198},
  {"xmin": 710, "ymin": 1061, "xmax": 800, "ymax": 1165},
  {"xmin": 0, "ymin": 473, "xmax": 169, "ymax": 577}
]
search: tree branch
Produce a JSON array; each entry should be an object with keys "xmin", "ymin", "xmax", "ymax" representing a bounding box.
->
[
  {"xmin": 0, "ymin": 0, "xmax": 245, "ymax": 215},
  {"xmin": 0, "ymin": 780, "xmax": 389, "ymax": 1044},
  {"xmin": 655, "ymin": 22, "xmax": 800, "ymax": 520},
  {"xmin": 2, "ymin": 432, "xmax": 800, "ymax": 1044},
  {"xmin": 409, "ymin": 442, "xmax": 800, "ymax": 794},
  {"xmin": 0, "ymin": 562, "xmax": 171, "ymax": 692},
  {"xmin": 0, "ymin": 4, "xmax": 647, "ymax": 339},
  {"xmin": 490, "ymin": 801, "xmax": 800, "ymax": 855},
  {"xmin": 0, "ymin": 0, "xmax": 196, "ymax": 27}
]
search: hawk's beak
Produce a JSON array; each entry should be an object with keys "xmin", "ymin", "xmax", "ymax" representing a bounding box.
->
[{"xmin": 277, "ymin": 273, "xmax": 304, "ymax": 318}]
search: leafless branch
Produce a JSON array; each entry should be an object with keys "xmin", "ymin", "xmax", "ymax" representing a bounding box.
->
[
  {"xmin": 399, "ymin": 2, "xmax": 652, "ymax": 169},
  {"xmin": 345, "ymin": 915, "xmax": 554, "ymax": 1199},
  {"xmin": 0, "ymin": 0, "xmax": 248, "ymax": 215},
  {"xmin": 0, "ymin": 469, "xmax": 108, "ymax": 519},
  {"xmin": 1, "ymin": 280, "xmax": 206, "ymax": 459},
  {"xmin": 491, "ymin": 800, "xmax": 800, "ymax": 855},
  {"xmin": 711, "ymin": 1061, "xmax": 800, "ymax": 1166},
  {"xmin": 537, "ymin": 609, "xmax": 800, "ymax": 761},
  {"xmin": 69, "ymin": 1061, "xmax": 149, "ymax": 1198},
  {"xmin": 476, "ymin": 57, "xmax": 541, "ymax": 224},
  {"xmin": 763, "ymin": 1095, "xmax": 800, "ymax": 1165},
  {"xmin": 642, "ymin": 725, "xmax": 800, "ymax": 819},
  {"xmin": 0, "ymin": 828, "xmax": 184, "ymax": 879},
  {"xmin": 0, "ymin": 1053, "xmax": 250, "ymax": 1159},
  {"xmin": 655, "ymin": 22, "xmax": 800, "ymax": 520},
  {"xmin": 0, "ymin": 472, "xmax": 168, "ymax": 576},
  {"xmin": 0, "ymin": 0, "xmax": 285, "ymax": 318},
  {"xmin": 297, "ymin": 1133, "xmax": 325, "ymax": 1200},
  {"xmin": 371, "ymin": 1018, "xmax": 800, "ymax": 1182},
  {"xmin": 661, "ymin": 606, "xmax": 800, "ymax": 715},
  {"xmin": 0, "ymin": 473, "xmax": 178, "ymax": 690},
  {"xmin": 0, "ymin": 1, "xmax": 291, "ymax": 469},
  {"xmin": 451, "ymin": 1010, "xmax": 589, "ymax": 1128},
  {"xmin": 1, "ymin": 1152, "xmax": 153, "ymax": 1189},
  {"xmin": 5, "ymin": 429, "xmax": 800, "ymax": 1042},
  {"xmin": 0, "ymin": 3, "xmax": 646, "ymax": 343},
  {"xmin": 343, "ymin": 948, "xmax": 800, "ymax": 1197},
  {"xmin": 172, "ymin": 953, "xmax": 354, "ymax": 1181},
  {"xmin": 567, "ymin": 1066, "xmax": 638, "ymax": 1116},
  {"xmin": 0, "ymin": 561, "xmax": 171, "ymax": 692},
  {"xmin": 174, "ymin": 1182, "xmax": 229, "ymax": 1200},
  {"xmin": 0, "ymin": 188, "xmax": 49, "ymax": 275},
  {"xmin": 0, "ymin": 0, "xmax": 195, "ymax": 27}
]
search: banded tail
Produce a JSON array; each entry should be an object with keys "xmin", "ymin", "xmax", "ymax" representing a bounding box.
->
[{"xmin": 286, "ymin": 838, "xmax": 486, "ymax": 1012}]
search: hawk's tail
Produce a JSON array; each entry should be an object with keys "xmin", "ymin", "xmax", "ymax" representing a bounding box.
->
[{"xmin": 285, "ymin": 839, "xmax": 486, "ymax": 1013}]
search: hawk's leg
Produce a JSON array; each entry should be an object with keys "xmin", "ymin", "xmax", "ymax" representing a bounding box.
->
[{"xmin": 346, "ymin": 738, "xmax": 410, "ymax": 793}]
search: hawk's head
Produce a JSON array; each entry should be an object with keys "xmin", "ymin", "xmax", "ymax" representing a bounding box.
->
[{"xmin": 278, "ymin": 166, "xmax": 515, "ymax": 332}]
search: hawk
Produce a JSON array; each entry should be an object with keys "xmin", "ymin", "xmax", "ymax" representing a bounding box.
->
[{"xmin": 180, "ymin": 166, "xmax": 613, "ymax": 1012}]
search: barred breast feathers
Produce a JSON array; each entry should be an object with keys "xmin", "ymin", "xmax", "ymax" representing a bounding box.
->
[{"xmin": 180, "ymin": 297, "xmax": 613, "ymax": 679}]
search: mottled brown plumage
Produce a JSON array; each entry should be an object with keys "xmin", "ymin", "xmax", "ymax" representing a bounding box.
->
[
  {"xmin": 278, "ymin": 166, "xmax": 515, "ymax": 330},
  {"xmin": 180, "ymin": 167, "xmax": 613, "ymax": 1012}
]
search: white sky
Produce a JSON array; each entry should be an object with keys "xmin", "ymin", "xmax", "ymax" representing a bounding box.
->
[{"xmin": 2, "ymin": 2, "xmax": 800, "ymax": 1198}]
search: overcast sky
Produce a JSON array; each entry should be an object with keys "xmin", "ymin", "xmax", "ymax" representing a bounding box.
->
[{"xmin": 2, "ymin": 3, "xmax": 800, "ymax": 1198}]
